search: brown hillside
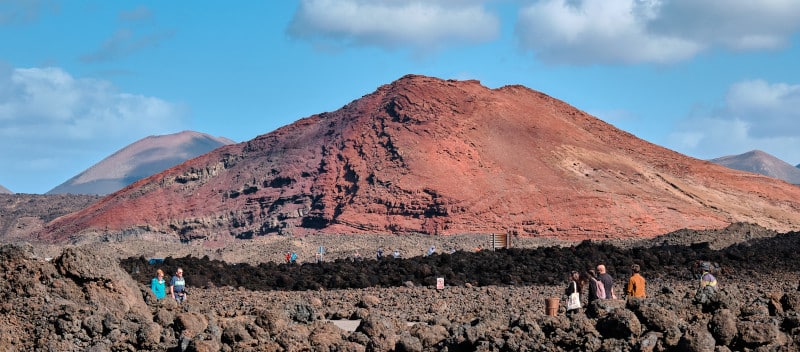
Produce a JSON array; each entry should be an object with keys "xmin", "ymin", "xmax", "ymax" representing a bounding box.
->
[
  {"xmin": 42, "ymin": 75, "xmax": 800, "ymax": 243},
  {"xmin": 47, "ymin": 130, "xmax": 235, "ymax": 195}
]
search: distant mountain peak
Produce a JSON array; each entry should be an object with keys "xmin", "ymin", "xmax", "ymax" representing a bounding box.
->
[
  {"xmin": 710, "ymin": 150, "xmax": 800, "ymax": 185},
  {"xmin": 47, "ymin": 130, "xmax": 235, "ymax": 195},
  {"xmin": 0, "ymin": 185, "xmax": 12, "ymax": 194}
]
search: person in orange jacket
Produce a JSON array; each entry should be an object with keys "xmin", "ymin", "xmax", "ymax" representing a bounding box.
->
[{"xmin": 626, "ymin": 264, "xmax": 646, "ymax": 298}]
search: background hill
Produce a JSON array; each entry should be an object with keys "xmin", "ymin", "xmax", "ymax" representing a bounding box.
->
[
  {"xmin": 0, "ymin": 194, "xmax": 101, "ymax": 243},
  {"xmin": 0, "ymin": 185, "xmax": 11, "ymax": 194},
  {"xmin": 42, "ymin": 75, "xmax": 800, "ymax": 244},
  {"xmin": 710, "ymin": 150, "xmax": 800, "ymax": 185},
  {"xmin": 47, "ymin": 131, "xmax": 234, "ymax": 195}
]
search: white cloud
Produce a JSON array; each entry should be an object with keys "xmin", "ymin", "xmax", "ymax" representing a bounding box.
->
[
  {"xmin": 516, "ymin": 0, "xmax": 800, "ymax": 65},
  {"xmin": 724, "ymin": 80, "xmax": 800, "ymax": 138},
  {"xmin": 668, "ymin": 80, "xmax": 800, "ymax": 163},
  {"xmin": 287, "ymin": 0, "xmax": 800, "ymax": 63},
  {"xmin": 0, "ymin": 67, "xmax": 188, "ymax": 191},
  {"xmin": 287, "ymin": 0, "xmax": 500, "ymax": 53}
]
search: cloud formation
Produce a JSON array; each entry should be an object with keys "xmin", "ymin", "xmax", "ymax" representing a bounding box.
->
[
  {"xmin": 0, "ymin": 67, "xmax": 187, "ymax": 189},
  {"xmin": 80, "ymin": 28, "xmax": 174, "ymax": 63},
  {"xmin": 0, "ymin": 0, "xmax": 57, "ymax": 25},
  {"xmin": 287, "ymin": 0, "xmax": 800, "ymax": 65},
  {"xmin": 669, "ymin": 79, "xmax": 800, "ymax": 162},
  {"xmin": 80, "ymin": 5, "xmax": 173, "ymax": 63},
  {"xmin": 648, "ymin": 0, "xmax": 800, "ymax": 51},
  {"xmin": 516, "ymin": 0, "xmax": 800, "ymax": 65},
  {"xmin": 287, "ymin": 0, "xmax": 500, "ymax": 52}
]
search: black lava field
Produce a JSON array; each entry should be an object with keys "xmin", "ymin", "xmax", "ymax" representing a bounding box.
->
[{"xmin": 121, "ymin": 231, "xmax": 800, "ymax": 292}]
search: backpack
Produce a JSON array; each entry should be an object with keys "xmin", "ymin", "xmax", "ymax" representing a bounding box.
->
[{"xmin": 594, "ymin": 278, "xmax": 606, "ymax": 299}]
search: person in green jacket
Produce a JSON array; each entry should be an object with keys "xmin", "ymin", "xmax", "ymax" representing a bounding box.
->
[{"xmin": 150, "ymin": 269, "xmax": 166, "ymax": 299}]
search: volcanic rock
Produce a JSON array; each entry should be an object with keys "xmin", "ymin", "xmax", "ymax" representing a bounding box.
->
[
  {"xmin": 2, "ymin": 226, "xmax": 800, "ymax": 351},
  {"xmin": 0, "ymin": 244, "xmax": 155, "ymax": 351},
  {"xmin": 42, "ymin": 75, "xmax": 800, "ymax": 243}
]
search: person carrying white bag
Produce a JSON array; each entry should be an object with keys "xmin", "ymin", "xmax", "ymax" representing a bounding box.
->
[{"xmin": 565, "ymin": 270, "xmax": 583, "ymax": 313}]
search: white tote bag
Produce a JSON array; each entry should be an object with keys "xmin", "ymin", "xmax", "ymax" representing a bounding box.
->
[{"xmin": 566, "ymin": 281, "xmax": 581, "ymax": 310}]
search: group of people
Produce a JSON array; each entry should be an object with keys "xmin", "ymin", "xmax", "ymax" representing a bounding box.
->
[
  {"xmin": 564, "ymin": 264, "xmax": 629, "ymax": 312},
  {"xmin": 284, "ymin": 251, "xmax": 298, "ymax": 264},
  {"xmin": 375, "ymin": 247, "xmax": 404, "ymax": 260},
  {"xmin": 150, "ymin": 267, "xmax": 188, "ymax": 303},
  {"xmin": 565, "ymin": 261, "xmax": 719, "ymax": 312},
  {"xmin": 147, "ymin": 257, "xmax": 718, "ymax": 310}
]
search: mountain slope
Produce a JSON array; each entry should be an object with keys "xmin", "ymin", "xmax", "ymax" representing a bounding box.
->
[
  {"xmin": 0, "ymin": 185, "xmax": 11, "ymax": 194},
  {"xmin": 710, "ymin": 150, "xmax": 800, "ymax": 185},
  {"xmin": 47, "ymin": 131, "xmax": 235, "ymax": 195},
  {"xmin": 0, "ymin": 194, "xmax": 101, "ymax": 242},
  {"xmin": 43, "ymin": 75, "xmax": 800, "ymax": 243}
]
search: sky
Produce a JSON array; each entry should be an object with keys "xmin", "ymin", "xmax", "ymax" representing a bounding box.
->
[{"xmin": 1, "ymin": 0, "xmax": 799, "ymax": 194}]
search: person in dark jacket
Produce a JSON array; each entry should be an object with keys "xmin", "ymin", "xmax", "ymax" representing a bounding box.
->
[
  {"xmin": 586, "ymin": 269, "xmax": 605, "ymax": 303},
  {"xmin": 597, "ymin": 264, "xmax": 617, "ymax": 299},
  {"xmin": 169, "ymin": 267, "xmax": 187, "ymax": 303}
]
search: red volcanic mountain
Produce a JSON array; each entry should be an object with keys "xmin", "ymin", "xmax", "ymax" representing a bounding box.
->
[
  {"xmin": 43, "ymin": 75, "xmax": 800, "ymax": 243},
  {"xmin": 47, "ymin": 131, "xmax": 235, "ymax": 195}
]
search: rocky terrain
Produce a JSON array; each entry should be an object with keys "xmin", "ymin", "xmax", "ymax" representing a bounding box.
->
[
  {"xmin": 2, "ymin": 223, "xmax": 800, "ymax": 351},
  {"xmin": 42, "ymin": 75, "xmax": 800, "ymax": 244},
  {"xmin": 0, "ymin": 193, "xmax": 101, "ymax": 243}
]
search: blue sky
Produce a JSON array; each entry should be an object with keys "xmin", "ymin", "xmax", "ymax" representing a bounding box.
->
[{"xmin": 1, "ymin": 0, "xmax": 799, "ymax": 194}]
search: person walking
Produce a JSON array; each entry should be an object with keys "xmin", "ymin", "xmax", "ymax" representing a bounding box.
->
[
  {"xmin": 169, "ymin": 267, "xmax": 188, "ymax": 303},
  {"xmin": 564, "ymin": 271, "xmax": 583, "ymax": 313},
  {"xmin": 626, "ymin": 264, "xmax": 646, "ymax": 298},
  {"xmin": 694, "ymin": 261, "xmax": 719, "ymax": 304},
  {"xmin": 150, "ymin": 269, "xmax": 166, "ymax": 300},
  {"xmin": 597, "ymin": 264, "xmax": 617, "ymax": 299},
  {"xmin": 586, "ymin": 269, "xmax": 605, "ymax": 303},
  {"xmin": 699, "ymin": 262, "xmax": 718, "ymax": 290}
]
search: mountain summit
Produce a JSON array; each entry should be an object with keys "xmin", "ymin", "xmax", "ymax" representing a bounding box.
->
[
  {"xmin": 43, "ymin": 75, "xmax": 800, "ymax": 243},
  {"xmin": 47, "ymin": 131, "xmax": 235, "ymax": 195},
  {"xmin": 710, "ymin": 150, "xmax": 800, "ymax": 185}
]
